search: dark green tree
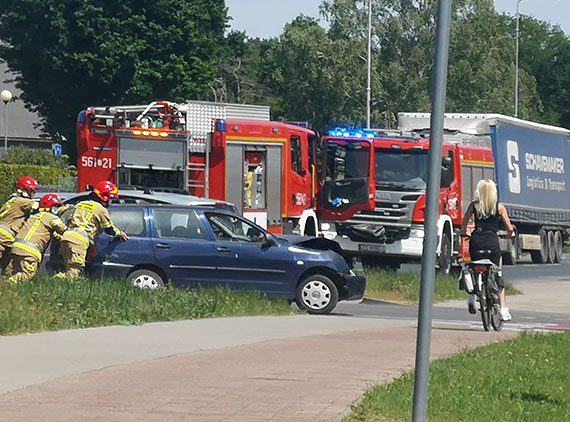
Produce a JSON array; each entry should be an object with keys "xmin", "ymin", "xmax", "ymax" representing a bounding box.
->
[
  {"xmin": 518, "ymin": 16, "xmax": 570, "ymax": 127},
  {"xmin": 320, "ymin": 0, "xmax": 541, "ymax": 127},
  {"xmin": 0, "ymin": 0, "xmax": 227, "ymax": 157}
]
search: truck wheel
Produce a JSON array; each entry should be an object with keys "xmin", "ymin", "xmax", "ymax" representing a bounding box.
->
[
  {"xmin": 547, "ymin": 231, "xmax": 556, "ymax": 264},
  {"xmin": 128, "ymin": 269, "xmax": 165, "ymax": 290},
  {"xmin": 437, "ymin": 233, "xmax": 452, "ymax": 275},
  {"xmin": 530, "ymin": 229, "xmax": 548, "ymax": 264},
  {"xmin": 295, "ymin": 274, "xmax": 339, "ymax": 315},
  {"xmin": 502, "ymin": 235, "xmax": 518, "ymax": 266},
  {"xmin": 554, "ymin": 231, "xmax": 563, "ymax": 264}
]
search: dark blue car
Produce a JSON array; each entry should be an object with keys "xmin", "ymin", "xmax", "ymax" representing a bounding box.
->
[{"xmin": 81, "ymin": 204, "xmax": 365, "ymax": 314}]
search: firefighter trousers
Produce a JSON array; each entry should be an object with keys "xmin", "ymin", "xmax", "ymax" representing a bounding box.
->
[
  {"xmin": 0, "ymin": 236, "xmax": 13, "ymax": 276},
  {"xmin": 57, "ymin": 237, "xmax": 87, "ymax": 279},
  {"xmin": 8, "ymin": 254, "xmax": 39, "ymax": 284}
]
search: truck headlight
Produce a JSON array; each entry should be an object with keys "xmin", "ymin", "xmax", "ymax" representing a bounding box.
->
[{"xmin": 410, "ymin": 227, "xmax": 425, "ymax": 238}]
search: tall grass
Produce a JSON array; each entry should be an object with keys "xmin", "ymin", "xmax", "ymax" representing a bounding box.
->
[
  {"xmin": 0, "ymin": 276, "xmax": 294, "ymax": 336},
  {"xmin": 364, "ymin": 269, "xmax": 519, "ymax": 304},
  {"xmin": 345, "ymin": 332, "xmax": 570, "ymax": 422}
]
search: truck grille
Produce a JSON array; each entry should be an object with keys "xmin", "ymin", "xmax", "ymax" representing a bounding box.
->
[{"xmin": 339, "ymin": 190, "xmax": 422, "ymax": 243}]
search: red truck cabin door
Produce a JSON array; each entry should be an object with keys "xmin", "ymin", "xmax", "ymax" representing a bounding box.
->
[
  {"xmin": 287, "ymin": 133, "xmax": 312, "ymax": 218},
  {"xmin": 319, "ymin": 137, "xmax": 375, "ymax": 221}
]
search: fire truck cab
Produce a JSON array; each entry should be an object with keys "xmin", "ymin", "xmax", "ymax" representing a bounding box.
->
[{"xmin": 319, "ymin": 128, "xmax": 494, "ymax": 272}]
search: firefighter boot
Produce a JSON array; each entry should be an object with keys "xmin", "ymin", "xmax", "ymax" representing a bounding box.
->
[{"xmin": 9, "ymin": 255, "xmax": 39, "ymax": 284}]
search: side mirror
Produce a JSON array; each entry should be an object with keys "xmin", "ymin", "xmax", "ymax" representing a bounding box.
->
[
  {"xmin": 442, "ymin": 156, "xmax": 452, "ymax": 169},
  {"xmin": 263, "ymin": 234, "xmax": 279, "ymax": 247}
]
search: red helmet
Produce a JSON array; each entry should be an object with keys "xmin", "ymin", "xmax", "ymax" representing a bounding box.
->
[
  {"xmin": 93, "ymin": 181, "xmax": 119, "ymax": 202},
  {"xmin": 39, "ymin": 193, "xmax": 63, "ymax": 211},
  {"xmin": 16, "ymin": 176, "xmax": 39, "ymax": 197}
]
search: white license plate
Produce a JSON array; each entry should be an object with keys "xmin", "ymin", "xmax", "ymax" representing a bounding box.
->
[{"xmin": 359, "ymin": 244, "xmax": 386, "ymax": 253}]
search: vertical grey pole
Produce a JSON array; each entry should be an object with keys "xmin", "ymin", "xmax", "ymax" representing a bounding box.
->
[
  {"xmin": 366, "ymin": 0, "xmax": 372, "ymax": 128},
  {"xmin": 3, "ymin": 103, "xmax": 7, "ymax": 155},
  {"xmin": 411, "ymin": 1, "xmax": 452, "ymax": 422},
  {"xmin": 514, "ymin": 8, "xmax": 519, "ymax": 117}
]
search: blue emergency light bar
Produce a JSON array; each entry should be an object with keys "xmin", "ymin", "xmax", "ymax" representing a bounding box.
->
[{"xmin": 327, "ymin": 128, "xmax": 376, "ymax": 139}]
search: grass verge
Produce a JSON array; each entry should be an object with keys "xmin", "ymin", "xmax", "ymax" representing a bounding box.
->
[
  {"xmin": 364, "ymin": 270, "xmax": 520, "ymax": 304},
  {"xmin": 345, "ymin": 331, "xmax": 570, "ymax": 422},
  {"xmin": 0, "ymin": 276, "xmax": 295, "ymax": 336}
]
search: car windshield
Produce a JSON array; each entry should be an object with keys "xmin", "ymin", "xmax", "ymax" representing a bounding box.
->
[
  {"xmin": 375, "ymin": 148, "xmax": 428, "ymax": 191},
  {"xmin": 325, "ymin": 140, "xmax": 370, "ymax": 181}
]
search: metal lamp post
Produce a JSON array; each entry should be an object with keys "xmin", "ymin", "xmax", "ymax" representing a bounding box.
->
[
  {"xmin": 515, "ymin": 0, "xmax": 524, "ymax": 118},
  {"xmin": 366, "ymin": 0, "xmax": 372, "ymax": 128},
  {"xmin": 1, "ymin": 89, "xmax": 12, "ymax": 155}
]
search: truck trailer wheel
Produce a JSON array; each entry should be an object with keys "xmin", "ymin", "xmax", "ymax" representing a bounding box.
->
[
  {"xmin": 530, "ymin": 229, "xmax": 549, "ymax": 264},
  {"xmin": 554, "ymin": 231, "xmax": 563, "ymax": 264},
  {"xmin": 547, "ymin": 231, "xmax": 556, "ymax": 264}
]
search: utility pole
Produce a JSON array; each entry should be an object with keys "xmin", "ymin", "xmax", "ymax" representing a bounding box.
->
[
  {"xmin": 515, "ymin": 0, "xmax": 524, "ymax": 118},
  {"xmin": 411, "ymin": 1, "xmax": 452, "ymax": 421},
  {"xmin": 366, "ymin": 0, "xmax": 372, "ymax": 128}
]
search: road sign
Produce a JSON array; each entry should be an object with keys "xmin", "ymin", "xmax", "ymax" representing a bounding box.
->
[{"xmin": 52, "ymin": 143, "xmax": 62, "ymax": 158}]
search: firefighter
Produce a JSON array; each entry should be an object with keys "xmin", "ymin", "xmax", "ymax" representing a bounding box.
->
[
  {"xmin": 6, "ymin": 194, "xmax": 67, "ymax": 284},
  {"xmin": 56, "ymin": 181, "xmax": 128, "ymax": 279},
  {"xmin": 0, "ymin": 176, "xmax": 40, "ymax": 274}
]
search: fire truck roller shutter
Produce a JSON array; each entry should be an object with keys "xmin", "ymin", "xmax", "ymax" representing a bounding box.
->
[
  {"xmin": 118, "ymin": 137, "xmax": 185, "ymax": 170},
  {"xmin": 225, "ymin": 143, "xmax": 282, "ymax": 229}
]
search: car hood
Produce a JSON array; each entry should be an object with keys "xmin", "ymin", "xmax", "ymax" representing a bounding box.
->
[{"xmin": 277, "ymin": 235, "xmax": 343, "ymax": 255}]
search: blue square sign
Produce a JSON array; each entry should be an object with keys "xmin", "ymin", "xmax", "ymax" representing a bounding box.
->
[{"xmin": 52, "ymin": 143, "xmax": 62, "ymax": 158}]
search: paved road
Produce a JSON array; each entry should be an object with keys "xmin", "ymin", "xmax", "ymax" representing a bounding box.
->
[
  {"xmin": 0, "ymin": 256, "xmax": 568, "ymax": 421},
  {"xmin": 336, "ymin": 255, "xmax": 570, "ymax": 331}
]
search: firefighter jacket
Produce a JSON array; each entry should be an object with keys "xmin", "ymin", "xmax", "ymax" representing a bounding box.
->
[
  {"xmin": 63, "ymin": 200, "xmax": 121, "ymax": 247},
  {"xmin": 12, "ymin": 212, "xmax": 67, "ymax": 261},
  {"xmin": 0, "ymin": 196, "xmax": 39, "ymax": 242}
]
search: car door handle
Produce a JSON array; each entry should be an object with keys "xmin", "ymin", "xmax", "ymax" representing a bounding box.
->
[
  {"xmin": 216, "ymin": 247, "xmax": 231, "ymax": 253},
  {"xmin": 156, "ymin": 243, "xmax": 171, "ymax": 249}
]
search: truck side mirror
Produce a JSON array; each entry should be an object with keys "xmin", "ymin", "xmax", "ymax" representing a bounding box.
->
[{"xmin": 442, "ymin": 157, "xmax": 452, "ymax": 169}]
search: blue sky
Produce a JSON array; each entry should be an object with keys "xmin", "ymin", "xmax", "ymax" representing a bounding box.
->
[{"xmin": 226, "ymin": 0, "xmax": 570, "ymax": 38}]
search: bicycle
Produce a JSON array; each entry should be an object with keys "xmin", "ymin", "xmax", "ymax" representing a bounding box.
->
[{"xmin": 459, "ymin": 237, "xmax": 504, "ymax": 332}]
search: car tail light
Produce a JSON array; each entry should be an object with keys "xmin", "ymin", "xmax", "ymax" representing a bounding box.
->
[{"xmin": 473, "ymin": 266, "xmax": 487, "ymax": 274}]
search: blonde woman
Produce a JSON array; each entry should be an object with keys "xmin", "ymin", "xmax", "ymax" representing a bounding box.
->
[{"xmin": 461, "ymin": 179, "xmax": 514, "ymax": 321}]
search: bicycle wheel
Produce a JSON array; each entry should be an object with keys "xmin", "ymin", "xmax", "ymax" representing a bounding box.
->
[
  {"xmin": 490, "ymin": 293, "xmax": 504, "ymax": 331},
  {"xmin": 478, "ymin": 287, "xmax": 490, "ymax": 331}
]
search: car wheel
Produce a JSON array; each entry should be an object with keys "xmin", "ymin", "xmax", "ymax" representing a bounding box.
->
[
  {"xmin": 128, "ymin": 269, "xmax": 165, "ymax": 290},
  {"xmin": 295, "ymin": 274, "xmax": 339, "ymax": 315}
]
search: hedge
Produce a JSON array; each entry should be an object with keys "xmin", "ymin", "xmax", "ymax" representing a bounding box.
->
[{"xmin": 0, "ymin": 164, "xmax": 76, "ymax": 203}]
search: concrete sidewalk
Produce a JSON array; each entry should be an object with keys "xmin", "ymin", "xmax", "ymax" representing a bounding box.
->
[
  {"xmin": 0, "ymin": 317, "xmax": 516, "ymax": 422},
  {"xmin": 436, "ymin": 280, "xmax": 570, "ymax": 314}
]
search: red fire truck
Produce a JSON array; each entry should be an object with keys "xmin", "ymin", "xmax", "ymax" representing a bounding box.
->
[
  {"xmin": 318, "ymin": 127, "xmax": 495, "ymax": 273},
  {"xmin": 76, "ymin": 101, "xmax": 320, "ymax": 235}
]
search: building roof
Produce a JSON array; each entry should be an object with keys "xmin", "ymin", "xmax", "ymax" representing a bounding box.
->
[{"xmin": 1, "ymin": 62, "xmax": 51, "ymax": 142}]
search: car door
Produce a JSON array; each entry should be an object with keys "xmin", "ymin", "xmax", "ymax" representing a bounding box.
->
[
  {"xmin": 203, "ymin": 212, "xmax": 298, "ymax": 295},
  {"xmin": 94, "ymin": 206, "xmax": 154, "ymax": 278},
  {"xmin": 150, "ymin": 208, "xmax": 217, "ymax": 287}
]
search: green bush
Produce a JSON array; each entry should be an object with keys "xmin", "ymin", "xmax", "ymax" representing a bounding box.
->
[
  {"xmin": 0, "ymin": 163, "xmax": 75, "ymax": 202},
  {"xmin": 1, "ymin": 145, "xmax": 69, "ymax": 168}
]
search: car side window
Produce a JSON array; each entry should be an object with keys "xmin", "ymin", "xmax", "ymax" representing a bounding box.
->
[
  {"xmin": 109, "ymin": 209, "xmax": 146, "ymax": 237},
  {"xmin": 153, "ymin": 210, "xmax": 206, "ymax": 240},
  {"xmin": 205, "ymin": 213, "xmax": 265, "ymax": 244}
]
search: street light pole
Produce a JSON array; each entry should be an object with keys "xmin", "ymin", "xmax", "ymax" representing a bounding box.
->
[
  {"xmin": 1, "ymin": 89, "xmax": 13, "ymax": 156},
  {"xmin": 366, "ymin": 0, "xmax": 372, "ymax": 128},
  {"xmin": 515, "ymin": 1, "xmax": 520, "ymax": 117}
]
